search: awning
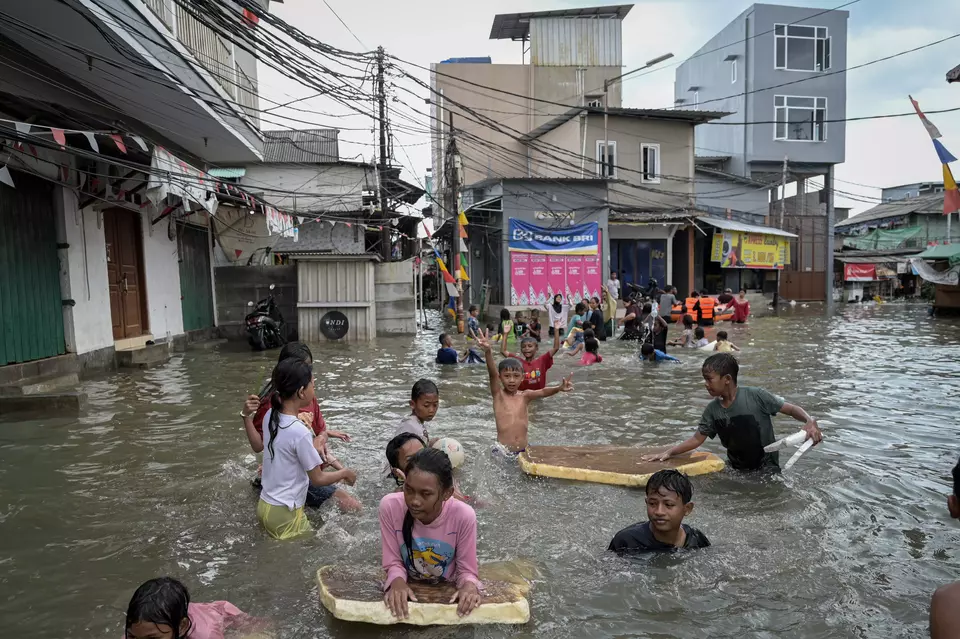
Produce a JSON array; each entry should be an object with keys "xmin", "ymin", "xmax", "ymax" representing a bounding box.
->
[
  {"xmin": 146, "ymin": 147, "xmax": 217, "ymax": 216},
  {"xmin": 208, "ymin": 167, "xmax": 247, "ymax": 179},
  {"xmin": 915, "ymin": 243, "xmax": 960, "ymax": 266},
  {"xmin": 700, "ymin": 216, "xmax": 798, "ymax": 238}
]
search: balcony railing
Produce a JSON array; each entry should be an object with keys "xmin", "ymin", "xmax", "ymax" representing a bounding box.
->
[
  {"xmin": 236, "ymin": 63, "xmax": 260, "ymax": 128},
  {"xmin": 174, "ymin": 4, "xmax": 235, "ymax": 99},
  {"xmin": 144, "ymin": 0, "xmax": 172, "ymax": 28}
]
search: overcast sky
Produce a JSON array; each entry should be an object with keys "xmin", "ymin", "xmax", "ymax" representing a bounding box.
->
[{"xmin": 258, "ymin": 0, "xmax": 960, "ymax": 216}]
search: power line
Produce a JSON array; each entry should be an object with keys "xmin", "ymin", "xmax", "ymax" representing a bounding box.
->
[{"xmin": 321, "ymin": 0, "xmax": 367, "ymax": 50}]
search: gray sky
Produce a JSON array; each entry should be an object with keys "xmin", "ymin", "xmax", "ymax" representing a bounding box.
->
[{"xmin": 258, "ymin": 0, "xmax": 960, "ymax": 216}]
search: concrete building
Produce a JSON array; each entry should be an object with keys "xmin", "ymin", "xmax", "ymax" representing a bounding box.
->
[
  {"xmin": 881, "ymin": 181, "xmax": 945, "ymax": 202},
  {"xmin": 676, "ymin": 3, "xmax": 850, "ymax": 300},
  {"xmin": 0, "ymin": 0, "xmax": 271, "ymax": 393}
]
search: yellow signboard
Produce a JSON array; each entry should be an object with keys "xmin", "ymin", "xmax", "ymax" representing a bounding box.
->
[{"xmin": 710, "ymin": 231, "xmax": 791, "ymax": 270}]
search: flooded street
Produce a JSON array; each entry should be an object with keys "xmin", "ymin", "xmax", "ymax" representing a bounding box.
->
[{"xmin": 1, "ymin": 303, "xmax": 959, "ymax": 638}]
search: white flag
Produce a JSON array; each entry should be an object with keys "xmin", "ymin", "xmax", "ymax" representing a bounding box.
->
[{"xmin": 0, "ymin": 165, "xmax": 14, "ymax": 189}]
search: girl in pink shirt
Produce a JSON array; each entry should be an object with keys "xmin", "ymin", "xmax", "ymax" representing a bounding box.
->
[
  {"xmin": 123, "ymin": 577, "xmax": 261, "ymax": 639},
  {"xmin": 379, "ymin": 448, "xmax": 481, "ymax": 619},
  {"xmin": 579, "ymin": 336, "xmax": 602, "ymax": 366}
]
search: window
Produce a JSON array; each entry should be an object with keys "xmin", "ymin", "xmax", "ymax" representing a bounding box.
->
[
  {"xmin": 641, "ymin": 144, "xmax": 660, "ymax": 183},
  {"xmin": 693, "ymin": 91, "xmax": 699, "ymax": 110},
  {"xmin": 731, "ymin": 59, "xmax": 737, "ymax": 84},
  {"xmin": 774, "ymin": 95, "xmax": 827, "ymax": 141},
  {"xmin": 586, "ymin": 96, "xmax": 604, "ymax": 108},
  {"xmin": 596, "ymin": 140, "xmax": 617, "ymax": 178},
  {"xmin": 775, "ymin": 24, "xmax": 831, "ymax": 72}
]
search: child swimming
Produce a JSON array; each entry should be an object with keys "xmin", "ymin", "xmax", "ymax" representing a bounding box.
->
[
  {"xmin": 501, "ymin": 319, "xmax": 563, "ymax": 391},
  {"xmin": 713, "ymin": 330, "xmax": 740, "ymax": 353},
  {"xmin": 693, "ymin": 327, "xmax": 709, "ymax": 348},
  {"xmin": 579, "ymin": 336, "xmax": 602, "ymax": 365},
  {"xmin": 380, "ymin": 448, "xmax": 482, "ymax": 619},
  {"xmin": 608, "ymin": 470, "xmax": 710, "ymax": 555},
  {"xmin": 385, "ymin": 432, "xmax": 474, "ymax": 504},
  {"xmin": 124, "ymin": 576, "xmax": 260, "ymax": 639},
  {"xmin": 436, "ymin": 334, "xmax": 485, "ymax": 365},
  {"xmin": 668, "ymin": 314, "xmax": 696, "ymax": 348},
  {"xmin": 477, "ymin": 334, "xmax": 574, "ymax": 452},
  {"xmin": 640, "ymin": 342, "xmax": 680, "ymax": 363},
  {"xmin": 643, "ymin": 353, "xmax": 823, "ymax": 472},
  {"xmin": 244, "ymin": 358, "xmax": 357, "ymax": 539}
]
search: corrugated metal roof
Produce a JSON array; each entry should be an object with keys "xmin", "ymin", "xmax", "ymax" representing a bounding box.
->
[
  {"xmin": 262, "ymin": 129, "xmax": 339, "ymax": 163},
  {"xmin": 489, "ymin": 5, "xmax": 632, "ymax": 40},
  {"xmin": 208, "ymin": 167, "xmax": 246, "ymax": 178},
  {"xmin": 700, "ymin": 216, "xmax": 798, "ymax": 238},
  {"xmin": 835, "ymin": 192, "xmax": 943, "ymax": 228}
]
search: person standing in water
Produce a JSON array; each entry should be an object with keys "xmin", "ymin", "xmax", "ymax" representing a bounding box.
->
[
  {"xmin": 380, "ymin": 449, "xmax": 482, "ymax": 619},
  {"xmin": 501, "ymin": 319, "xmax": 563, "ymax": 391},
  {"xmin": 607, "ymin": 271, "xmax": 621, "ymax": 301},
  {"xmin": 930, "ymin": 456, "xmax": 960, "ymax": 638},
  {"xmin": 733, "ymin": 289, "xmax": 751, "ymax": 323},
  {"xmin": 547, "ymin": 294, "xmax": 569, "ymax": 338}
]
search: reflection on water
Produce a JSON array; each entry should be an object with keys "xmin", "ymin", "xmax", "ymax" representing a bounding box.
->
[{"xmin": 1, "ymin": 304, "xmax": 959, "ymax": 638}]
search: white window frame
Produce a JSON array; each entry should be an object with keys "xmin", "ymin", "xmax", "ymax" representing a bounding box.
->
[
  {"xmin": 774, "ymin": 95, "xmax": 827, "ymax": 142},
  {"xmin": 640, "ymin": 143, "xmax": 661, "ymax": 184},
  {"xmin": 774, "ymin": 24, "xmax": 831, "ymax": 72},
  {"xmin": 693, "ymin": 91, "xmax": 699, "ymax": 110},
  {"xmin": 596, "ymin": 140, "xmax": 617, "ymax": 178},
  {"xmin": 731, "ymin": 59, "xmax": 737, "ymax": 84},
  {"xmin": 586, "ymin": 95, "xmax": 604, "ymax": 108}
]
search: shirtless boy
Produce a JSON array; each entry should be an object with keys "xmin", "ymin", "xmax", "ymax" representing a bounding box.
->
[{"xmin": 477, "ymin": 335, "xmax": 573, "ymax": 453}]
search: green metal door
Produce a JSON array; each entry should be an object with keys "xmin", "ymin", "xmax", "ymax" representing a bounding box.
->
[
  {"xmin": 0, "ymin": 172, "xmax": 66, "ymax": 365},
  {"xmin": 178, "ymin": 223, "xmax": 214, "ymax": 332}
]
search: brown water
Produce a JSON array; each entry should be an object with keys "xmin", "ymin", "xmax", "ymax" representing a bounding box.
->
[{"xmin": 1, "ymin": 303, "xmax": 959, "ymax": 638}]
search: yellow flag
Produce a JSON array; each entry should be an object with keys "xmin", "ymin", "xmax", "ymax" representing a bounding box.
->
[{"xmin": 458, "ymin": 211, "xmax": 469, "ymax": 226}]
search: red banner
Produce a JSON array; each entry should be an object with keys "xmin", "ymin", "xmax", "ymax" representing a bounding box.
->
[{"xmin": 844, "ymin": 263, "xmax": 876, "ymax": 282}]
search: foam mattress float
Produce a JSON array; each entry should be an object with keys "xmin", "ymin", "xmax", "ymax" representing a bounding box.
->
[
  {"xmin": 317, "ymin": 564, "xmax": 531, "ymax": 626},
  {"xmin": 518, "ymin": 445, "xmax": 725, "ymax": 487}
]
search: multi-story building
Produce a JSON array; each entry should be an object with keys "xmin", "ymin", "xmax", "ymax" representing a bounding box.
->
[{"xmin": 676, "ymin": 3, "xmax": 849, "ymax": 300}]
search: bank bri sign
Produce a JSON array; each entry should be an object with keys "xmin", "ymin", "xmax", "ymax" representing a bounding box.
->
[{"xmin": 507, "ymin": 219, "xmax": 598, "ymax": 255}]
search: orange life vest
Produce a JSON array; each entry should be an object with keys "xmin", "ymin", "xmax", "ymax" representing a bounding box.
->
[
  {"xmin": 684, "ymin": 297, "xmax": 697, "ymax": 315},
  {"xmin": 699, "ymin": 296, "xmax": 715, "ymax": 320}
]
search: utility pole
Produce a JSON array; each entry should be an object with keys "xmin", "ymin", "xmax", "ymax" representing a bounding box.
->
[
  {"xmin": 774, "ymin": 155, "xmax": 787, "ymax": 313},
  {"xmin": 446, "ymin": 112, "xmax": 464, "ymax": 333},
  {"xmin": 376, "ymin": 46, "xmax": 391, "ymax": 261}
]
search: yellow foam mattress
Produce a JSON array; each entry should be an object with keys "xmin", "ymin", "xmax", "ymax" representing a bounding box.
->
[
  {"xmin": 518, "ymin": 445, "xmax": 725, "ymax": 487},
  {"xmin": 317, "ymin": 564, "xmax": 531, "ymax": 626}
]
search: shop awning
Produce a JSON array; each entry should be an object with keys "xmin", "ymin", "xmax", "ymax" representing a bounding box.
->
[
  {"xmin": 700, "ymin": 216, "xmax": 797, "ymax": 238},
  {"xmin": 915, "ymin": 243, "xmax": 960, "ymax": 266}
]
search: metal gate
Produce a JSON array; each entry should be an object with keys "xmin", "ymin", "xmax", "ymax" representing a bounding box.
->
[
  {"xmin": 178, "ymin": 223, "xmax": 214, "ymax": 332},
  {"xmin": 0, "ymin": 172, "xmax": 65, "ymax": 365}
]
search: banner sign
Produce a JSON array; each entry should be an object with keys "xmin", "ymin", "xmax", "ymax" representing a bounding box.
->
[
  {"xmin": 843, "ymin": 263, "xmax": 876, "ymax": 282},
  {"xmin": 508, "ymin": 219, "xmax": 598, "ymax": 255},
  {"xmin": 511, "ymin": 252, "xmax": 601, "ymax": 305},
  {"xmin": 710, "ymin": 230, "xmax": 790, "ymax": 270}
]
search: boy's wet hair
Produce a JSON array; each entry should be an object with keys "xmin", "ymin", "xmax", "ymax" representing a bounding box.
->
[
  {"xmin": 716, "ymin": 330, "xmax": 728, "ymax": 340},
  {"xmin": 438, "ymin": 333, "xmax": 449, "ymax": 345},
  {"xmin": 468, "ymin": 305, "xmax": 478, "ymax": 313},
  {"xmin": 640, "ymin": 343, "xmax": 654, "ymax": 356},
  {"xmin": 953, "ymin": 457, "xmax": 960, "ymax": 497},
  {"xmin": 498, "ymin": 357, "xmax": 524, "ymax": 373},
  {"xmin": 646, "ymin": 469, "xmax": 693, "ymax": 503},
  {"xmin": 702, "ymin": 352, "xmax": 739, "ymax": 383},
  {"xmin": 411, "ymin": 378, "xmax": 439, "ymax": 400},
  {"xmin": 575, "ymin": 302, "xmax": 587, "ymax": 314},
  {"xmin": 694, "ymin": 327, "xmax": 705, "ymax": 339},
  {"xmin": 278, "ymin": 341, "xmax": 312, "ymax": 364},
  {"xmin": 125, "ymin": 577, "xmax": 191, "ymax": 638},
  {"xmin": 386, "ymin": 432, "xmax": 426, "ymax": 470},
  {"xmin": 520, "ymin": 336, "xmax": 538, "ymax": 345}
]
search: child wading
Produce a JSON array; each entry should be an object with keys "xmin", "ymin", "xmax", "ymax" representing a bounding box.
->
[
  {"xmin": 123, "ymin": 577, "xmax": 261, "ymax": 639},
  {"xmin": 381, "ymin": 379, "xmax": 441, "ymax": 478},
  {"xmin": 644, "ymin": 353, "xmax": 822, "ymax": 472},
  {"xmin": 478, "ymin": 334, "xmax": 573, "ymax": 453},
  {"xmin": 608, "ymin": 470, "xmax": 710, "ymax": 555},
  {"xmin": 713, "ymin": 330, "xmax": 741, "ymax": 353},
  {"xmin": 501, "ymin": 320, "xmax": 563, "ymax": 390},
  {"xmin": 380, "ymin": 449, "xmax": 482, "ymax": 619},
  {"xmin": 244, "ymin": 358, "xmax": 357, "ymax": 540}
]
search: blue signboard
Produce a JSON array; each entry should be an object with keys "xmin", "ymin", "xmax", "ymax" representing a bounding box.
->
[{"xmin": 507, "ymin": 219, "xmax": 599, "ymax": 255}]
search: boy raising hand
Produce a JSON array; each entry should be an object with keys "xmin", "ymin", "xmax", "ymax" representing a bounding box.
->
[{"xmin": 477, "ymin": 334, "xmax": 573, "ymax": 453}]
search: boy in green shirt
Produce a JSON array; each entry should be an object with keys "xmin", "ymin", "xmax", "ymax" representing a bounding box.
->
[{"xmin": 645, "ymin": 353, "xmax": 822, "ymax": 471}]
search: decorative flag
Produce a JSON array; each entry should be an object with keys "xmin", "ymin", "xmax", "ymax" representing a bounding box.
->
[
  {"xmin": 436, "ymin": 255, "xmax": 456, "ymax": 284},
  {"xmin": 944, "ymin": 164, "xmax": 960, "ymax": 215},
  {"xmin": 235, "ymin": 249, "xmax": 243, "ymax": 258},
  {"xmin": 0, "ymin": 165, "xmax": 15, "ymax": 189},
  {"xmin": 14, "ymin": 122, "xmax": 30, "ymax": 135},
  {"xmin": 909, "ymin": 96, "xmax": 942, "ymax": 139},
  {"xmin": 459, "ymin": 238, "xmax": 468, "ymax": 252},
  {"xmin": 110, "ymin": 134, "xmax": 127, "ymax": 154},
  {"xmin": 82, "ymin": 132, "xmax": 99, "ymax": 153},
  {"xmin": 458, "ymin": 211, "xmax": 469, "ymax": 226},
  {"xmin": 242, "ymin": 8, "xmax": 259, "ymax": 26},
  {"xmin": 909, "ymin": 96, "xmax": 960, "ymax": 215},
  {"xmin": 934, "ymin": 139, "xmax": 958, "ymax": 165},
  {"xmin": 459, "ymin": 253, "xmax": 470, "ymax": 281},
  {"xmin": 130, "ymin": 135, "xmax": 148, "ymax": 152},
  {"xmin": 459, "ymin": 224, "xmax": 468, "ymax": 239},
  {"xmin": 51, "ymin": 128, "xmax": 66, "ymax": 148}
]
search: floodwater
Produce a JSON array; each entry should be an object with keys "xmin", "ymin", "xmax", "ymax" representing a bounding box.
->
[{"xmin": 1, "ymin": 303, "xmax": 959, "ymax": 638}]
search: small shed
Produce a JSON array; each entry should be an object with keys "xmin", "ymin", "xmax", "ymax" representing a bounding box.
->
[{"xmin": 291, "ymin": 253, "xmax": 380, "ymax": 342}]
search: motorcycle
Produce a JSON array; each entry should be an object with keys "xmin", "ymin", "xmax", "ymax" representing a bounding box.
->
[{"xmin": 245, "ymin": 284, "xmax": 287, "ymax": 351}]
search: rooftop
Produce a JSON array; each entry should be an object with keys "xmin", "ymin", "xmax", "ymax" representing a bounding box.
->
[
  {"xmin": 262, "ymin": 129, "xmax": 339, "ymax": 163},
  {"xmin": 948, "ymin": 63, "xmax": 960, "ymax": 83},
  {"xmin": 521, "ymin": 107, "xmax": 729, "ymax": 142},
  {"xmin": 835, "ymin": 192, "xmax": 943, "ymax": 229},
  {"xmin": 489, "ymin": 5, "xmax": 633, "ymax": 40}
]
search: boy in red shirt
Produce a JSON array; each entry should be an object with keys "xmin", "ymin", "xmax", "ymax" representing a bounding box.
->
[{"xmin": 501, "ymin": 319, "xmax": 563, "ymax": 391}]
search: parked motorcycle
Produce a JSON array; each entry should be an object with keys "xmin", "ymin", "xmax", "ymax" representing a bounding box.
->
[{"xmin": 245, "ymin": 284, "xmax": 287, "ymax": 351}]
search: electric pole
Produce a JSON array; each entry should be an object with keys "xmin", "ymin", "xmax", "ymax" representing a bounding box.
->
[
  {"xmin": 446, "ymin": 112, "xmax": 464, "ymax": 333},
  {"xmin": 774, "ymin": 155, "xmax": 787, "ymax": 313},
  {"xmin": 376, "ymin": 46, "xmax": 391, "ymax": 261}
]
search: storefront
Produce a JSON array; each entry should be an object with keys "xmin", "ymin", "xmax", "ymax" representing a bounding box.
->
[
  {"xmin": 701, "ymin": 217, "xmax": 796, "ymax": 294},
  {"xmin": 507, "ymin": 218, "xmax": 602, "ymax": 305}
]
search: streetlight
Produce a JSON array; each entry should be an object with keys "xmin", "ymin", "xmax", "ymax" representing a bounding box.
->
[{"xmin": 600, "ymin": 52, "xmax": 675, "ymax": 178}]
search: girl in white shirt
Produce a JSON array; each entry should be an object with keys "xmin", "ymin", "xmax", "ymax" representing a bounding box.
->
[{"xmin": 242, "ymin": 358, "xmax": 357, "ymax": 540}]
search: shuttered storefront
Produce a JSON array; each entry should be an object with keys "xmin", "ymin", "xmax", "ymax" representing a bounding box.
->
[
  {"xmin": 0, "ymin": 172, "xmax": 65, "ymax": 365},
  {"xmin": 178, "ymin": 223, "xmax": 214, "ymax": 332}
]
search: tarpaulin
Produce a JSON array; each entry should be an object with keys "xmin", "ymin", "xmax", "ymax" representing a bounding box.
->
[
  {"xmin": 507, "ymin": 219, "xmax": 598, "ymax": 255},
  {"xmin": 909, "ymin": 257, "xmax": 960, "ymax": 286}
]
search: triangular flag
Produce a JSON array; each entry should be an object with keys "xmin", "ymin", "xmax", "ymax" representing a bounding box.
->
[
  {"xmin": 458, "ymin": 211, "xmax": 468, "ymax": 226},
  {"xmin": 459, "ymin": 224, "xmax": 468, "ymax": 239},
  {"xmin": 909, "ymin": 96, "xmax": 942, "ymax": 140},
  {"xmin": 82, "ymin": 132, "xmax": 99, "ymax": 153},
  {"xmin": 943, "ymin": 164, "xmax": 960, "ymax": 215},
  {"xmin": 933, "ymin": 139, "xmax": 958, "ymax": 165},
  {"xmin": 235, "ymin": 249, "xmax": 243, "ymax": 258},
  {"xmin": 441, "ymin": 269, "xmax": 456, "ymax": 284},
  {"xmin": 130, "ymin": 135, "xmax": 148, "ymax": 152},
  {"xmin": 109, "ymin": 134, "xmax": 127, "ymax": 154},
  {"xmin": 0, "ymin": 165, "xmax": 15, "ymax": 189},
  {"xmin": 14, "ymin": 122, "xmax": 31, "ymax": 135},
  {"xmin": 460, "ymin": 238, "xmax": 468, "ymax": 252},
  {"xmin": 459, "ymin": 253, "xmax": 470, "ymax": 281},
  {"xmin": 51, "ymin": 128, "xmax": 66, "ymax": 148},
  {"xmin": 345, "ymin": 222, "xmax": 352, "ymax": 227},
  {"xmin": 436, "ymin": 256, "xmax": 450, "ymax": 273}
]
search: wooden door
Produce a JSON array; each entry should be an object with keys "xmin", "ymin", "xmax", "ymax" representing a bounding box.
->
[{"xmin": 104, "ymin": 209, "xmax": 146, "ymax": 339}]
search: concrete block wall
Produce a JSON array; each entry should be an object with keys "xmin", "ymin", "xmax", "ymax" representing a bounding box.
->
[{"xmin": 215, "ymin": 265, "xmax": 298, "ymax": 340}]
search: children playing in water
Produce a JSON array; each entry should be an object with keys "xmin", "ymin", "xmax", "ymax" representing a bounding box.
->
[
  {"xmin": 693, "ymin": 327, "xmax": 709, "ymax": 348},
  {"xmin": 608, "ymin": 470, "xmax": 710, "ymax": 555},
  {"xmin": 713, "ymin": 331, "xmax": 740, "ymax": 353},
  {"xmin": 124, "ymin": 577, "xmax": 261, "ymax": 639},
  {"xmin": 580, "ymin": 335, "xmax": 602, "ymax": 365},
  {"xmin": 436, "ymin": 334, "xmax": 484, "ymax": 365},
  {"xmin": 385, "ymin": 433, "xmax": 474, "ymax": 504},
  {"xmin": 466, "ymin": 305, "xmax": 481, "ymax": 340},
  {"xmin": 477, "ymin": 334, "xmax": 574, "ymax": 452},
  {"xmin": 244, "ymin": 358, "xmax": 358, "ymax": 539},
  {"xmin": 669, "ymin": 314, "xmax": 696, "ymax": 348},
  {"xmin": 526, "ymin": 310, "xmax": 542, "ymax": 342},
  {"xmin": 930, "ymin": 456, "xmax": 960, "ymax": 638},
  {"xmin": 380, "ymin": 448, "xmax": 482, "ymax": 619},
  {"xmin": 643, "ymin": 353, "xmax": 823, "ymax": 472},
  {"xmin": 498, "ymin": 309, "xmax": 516, "ymax": 348},
  {"xmin": 501, "ymin": 319, "xmax": 563, "ymax": 390},
  {"xmin": 640, "ymin": 342, "xmax": 680, "ymax": 363}
]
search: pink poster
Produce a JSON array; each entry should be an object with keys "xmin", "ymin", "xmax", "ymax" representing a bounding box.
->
[
  {"xmin": 547, "ymin": 255, "xmax": 566, "ymax": 302},
  {"xmin": 510, "ymin": 253, "xmax": 530, "ymax": 305},
  {"xmin": 528, "ymin": 253, "xmax": 548, "ymax": 305},
  {"xmin": 583, "ymin": 254, "xmax": 601, "ymax": 301},
  {"xmin": 565, "ymin": 256, "xmax": 584, "ymax": 304}
]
